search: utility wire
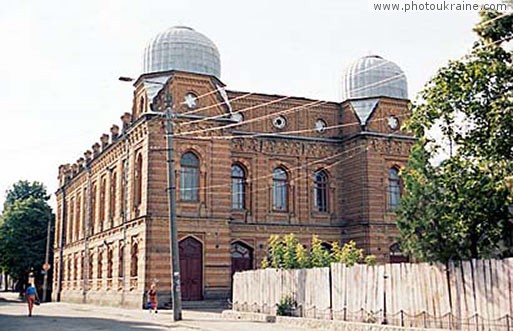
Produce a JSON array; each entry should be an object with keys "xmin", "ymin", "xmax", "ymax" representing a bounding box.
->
[
  {"xmin": 175, "ymin": 145, "xmax": 366, "ymax": 193},
  {"xmin": 177, "ymin": 112, "xmax": 412, "ymax": 141}
]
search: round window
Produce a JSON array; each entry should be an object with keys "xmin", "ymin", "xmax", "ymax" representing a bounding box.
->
[
  {"xmin": 272, "ymin": 116, "xmax": 287, "ymax": 129},
  {"xmin": 315, "ymin": 119, "xmax": 327, "ymax": 133},
  {"xmin": 184, "ymin": 93, "xmax": 198, "ymax": 109}
]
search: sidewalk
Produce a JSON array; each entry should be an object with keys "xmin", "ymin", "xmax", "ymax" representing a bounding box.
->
[{"xmin": 0, "ymin": 292, "xmax": 311, "ymax": 331}]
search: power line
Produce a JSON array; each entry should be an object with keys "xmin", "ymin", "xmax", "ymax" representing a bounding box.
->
[
  {"xmin": 179, "ymin": 95, "xmax": 292, "ymax": 127},
  {"xmin": 175, "ymin": 145, "xmax": 366, "ymax": 193},
  {"xmin": 177, "ymin": 112, "xmax": 412, "ymax": 141}
]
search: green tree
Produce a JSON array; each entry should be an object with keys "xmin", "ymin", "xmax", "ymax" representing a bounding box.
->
[
  {"xmin": 268, "ymin": 234, "xmax": 285, "ymax": 268},
  {"xmin": 0, "ymin": 181, "xmax": 54, "ymax": 292},
  {"xmin": 295, "ymin": 243, "xmax": 311, "ymax": 268},
  {"xmin": 4, "ymin": 180, "xmax": 50, "ymax": 209},
  {"xmin": 282, "ymin": 233, "xmax": 299, "ymax": 269},
  {"xmin": 309, "ymin": 235, "xmax": 331, "ymax": 267},
  {"xmin": 397, "ymin": 10, "xmax": 513, "ymax": 263},
  {"xmin": 331, "ymin": 240, "xmax": 365, "ymax": 266}
]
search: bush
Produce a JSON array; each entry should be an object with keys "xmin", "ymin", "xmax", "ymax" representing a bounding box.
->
[
  {"xmin": 276, "ymin": 294, "xmax": 297, "ymax": 316},
  {"xmin": 261, "ymin": 234, "xmax": 377, "ymax": 269}
]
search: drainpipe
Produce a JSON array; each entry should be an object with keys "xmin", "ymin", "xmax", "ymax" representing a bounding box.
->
[
  {"xmin": 57, "ymin": 186, "xmax": 67, "ymax": 302},
  {"xmin": 83, "ymin": 163, "xmax": 92, "ymax": 303}
]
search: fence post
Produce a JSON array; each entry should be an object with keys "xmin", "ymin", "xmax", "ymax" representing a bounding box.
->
[
  {"xmin": 400, "ymin": 309, "xmax": 404, "ymax": 327},
  {"xmin": 506, "ymin": 314, "xmax": 510, "ymax": 331},
  {"xmin": 343, "ymin": 307, "xmax": 347, "ymax": 321},
  {"xmin": 423, "ymin": 311, "xmax": 427, "ymax": 328}
]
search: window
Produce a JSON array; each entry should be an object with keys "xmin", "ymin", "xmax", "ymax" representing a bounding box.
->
[
  {"xmin": 75, "ymin": 193, "xmax": 81, "ymax": 241},
  {"xmin": 97, "ymin": 251, "xmax": 103, "ymax": 279},
  {"xmin": 109, "ymin": 170, "xmax": 117, "ymax": 223},
  {"xmin": 139, "ymin": 96, "xmax": 145, "ymax": 115},
  {"xmin": 314, "ymin": 170, "xmax": 328, "ymax": 212},
  {"xmin": 89, "ymin": 253, "xmax": 94, "ymax": 280},
  {"xmin": 91, "ymin": 183, "xmax": 97, "ymax": 234},
  {"xmin": 272, "ymin": 167, "xmax": 288, "ymax": 211},
  {"xmin": 118, "ymin": 245, "xmax": 124, "ymax": 278},
  {"xmin": 180, "ymin": 152, "xmax": 199, "ymax": 201},
  {"xmin": 100, "ymin": 177, "xmax": 107, "ymax": 229},
  {"xmin": 131, "ymin": 242, "xmax": 138, "ymax": 278},
  {"xmin": 73, "ymin": 255, "xmax": 78, "ymax": 281},
  {"xmin": 232, "ymin": 164, "xmax": 246, "ymax": 209},
  {"xmin": 68, "ymin": 198, "xmax": 74, "ymax": 243},
  {"xmin": 388, "ymin": 167, "xmax": 401, "ymax": 210},
  {"xmin": 134, "ymin": 154, "xmax": 143, "ymax": 209},
  {"xmin": 107, "ymin": 248, "xmax": 113, "ymax": 279}
]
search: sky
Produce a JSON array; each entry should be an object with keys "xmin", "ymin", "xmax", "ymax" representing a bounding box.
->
[{"xmin": 0, "ymin": 0, "xmax": 499, "ymax": 209}]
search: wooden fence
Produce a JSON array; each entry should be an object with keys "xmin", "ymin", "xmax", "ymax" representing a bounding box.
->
[{"xmin": 232, "ymin": 259, "xmax": 513, "ymax": 330}]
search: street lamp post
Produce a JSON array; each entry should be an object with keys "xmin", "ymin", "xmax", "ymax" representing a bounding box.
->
[
  {"xmin": 118, "ymin": 76, "xmax": 182, "ymax": 321},
  {"xmin": 383, "ymin": 272, "xmax": 388, "ymax": 325},
  {"xmin": 42, "ymin": 215, "xmax": 52, "ymax": 302}
]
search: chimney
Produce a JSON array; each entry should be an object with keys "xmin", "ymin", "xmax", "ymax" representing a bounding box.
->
[
  {"xmin": 71, "ymin": 163, "xmax": 79, "ymax": 176},
  {"xmin": 92, "ymin": 143, "xmax": 101, "ymax": 157},
  {"xmin": 77, "ymin": 157, "xmax": 85, "ymax": 170},
  {"xmin": 84, "ymin": 150, "xmax": 92, "ymax": 163},
  {"xmin": 100, "ymin": 134, "xmax": 110, "ymax": 150},
  {"xmin": 110, "ymin": 124, "xmax": 120, "ymax": 141},
  {"xmin": 62, "ymin": 164, "xmax": 72, "ymax": 184},
  {"xmin": 121, "ymin": 112, "xmax": 132, "ymax": 132}
]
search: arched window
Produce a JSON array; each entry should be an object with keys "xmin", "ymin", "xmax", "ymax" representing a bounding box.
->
[
  {"xmin": 82, "ymin": 187, "xmax": 87, "ymax": 239},
  {"xmin": 314, "ymin": 170, "xmax": 328, "ymax": 212},
  {"xmin": 97, "ymin": 251, "xmax": 103, "ymax": 279},
  {"xmin": 100, "ymin": 176, "xmax": 107, "ymax": 229},
  {"xmin": 388, "ymin": 167, "xmax": 401, "ymax": 210},
  {"xmin": 75, "ymin": 193, "xmax": 81, "ymax": 241},
  {"xmin": 273, "ymin": 167, "xmax": 288, "ymax": 211},
  {"xmin": 134, "ymin": 154, "xmax": 143, "ymax": 209},
  {"xmin": 68, "ymin": 198, "xmax": 74, "ymax": 243},
  {"xmin": 67, "ymin": 256, "xmax": 72, "ymax": 282},
  {"xmin": 118, "ymin": 245, "xmax": 124, "ymax": 278},
  {"xmin": 109, "ymin": 170, "xmax": 117, "ymax": 223},
  {"xmin": 73, "ymin": 255, "xmax": 78, "ymax": 281},
  {"xmin": 231, "ymin": 241, "xmax": 253, "ymax": 276},
  {"xmin": 231, "ymin": 164, "xmax": 246, "ymax": 209},
  {"xmin": 91, "ymin": 183, "xmax": 97, "ymax": 234},
  {"xmin": 131, "ymin": 242, "xmax": 138, "ymax": 278},
  {"xmin": 80, "ymin": 252, "xmax": 84, "ymax": 280},
  {"xmin": 89, "ymin": 253, "xmax": 94, "ymax": 280},
  {"xmin": 180, "ymin": 152, "xmax": 199, "ymax": 201},
  {"xmin": 139, "ymin": 96, "xmax": 145, "ymax": 115},
  {"xmin": 107, "ymin": 248, "xmax": 113, "ymax": 279}
]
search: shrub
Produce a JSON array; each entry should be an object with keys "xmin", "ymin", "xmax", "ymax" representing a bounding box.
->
[{"xmin": 276, "ymin": 294, "xmax": 297, "ymax": 316}]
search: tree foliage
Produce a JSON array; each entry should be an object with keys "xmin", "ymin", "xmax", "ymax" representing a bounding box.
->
[
  {"xmin": 4, "ymin": 180, "xmax": 50, "ymax": 210},
  {"xmin": 397, "ymin": 10, "xmax": 513, "ymax": 263},
  {"xmin": 261, "ymin": 234, "xmax": 375, "ymax": 269},
  {"xmin": 0, "ymin": 181, "xmax": 54, "ymax": 285}
]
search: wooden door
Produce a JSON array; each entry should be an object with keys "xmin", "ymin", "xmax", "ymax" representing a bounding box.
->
[
  {"xmin": 179, "ymin": 237, "xmax": 203, "ymax": 301},
  {"xmin": 231, "ymin": 242, "xmax": 253, "ymax": 277}
]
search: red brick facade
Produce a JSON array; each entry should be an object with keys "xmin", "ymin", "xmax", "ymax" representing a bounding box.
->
[{"xmin": 53, "ymin": 70, "xmax": 414, "ymax": 307}]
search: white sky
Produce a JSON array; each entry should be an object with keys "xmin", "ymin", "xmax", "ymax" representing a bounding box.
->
[{"xmin": 0, "ymin": 0, "xmax": 492, "ymax": 210}]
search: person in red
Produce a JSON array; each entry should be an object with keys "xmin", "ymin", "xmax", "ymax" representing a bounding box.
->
[
  {"xmin": 147, "ymin": 283, "xmax": 158, "ymax": 313},
  {"xmin": 25, "ymin": 283, "xmax": 39, "ymax": 317}
]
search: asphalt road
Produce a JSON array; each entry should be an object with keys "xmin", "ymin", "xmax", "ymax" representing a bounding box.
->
[{"xmin": 0, "ymin": 292, "xmax": 311, "ymax": 331}]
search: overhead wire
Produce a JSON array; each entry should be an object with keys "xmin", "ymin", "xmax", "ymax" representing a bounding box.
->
[
  {"xmin": 176, "ymin": 144, "xmax": 367, "ymax": 194},
  {"xmin": 178, "ymin": 112, "xmax": 412, "ymax": 141}
]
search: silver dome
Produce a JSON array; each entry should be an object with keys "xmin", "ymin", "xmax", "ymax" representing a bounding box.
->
[
  {"xmin": 143, "ymin": 26, "xmax": 221, "ymax": 77},
  {"xmin": 341, "ymin": 55, "xmax": 407, "ymax": 101}
]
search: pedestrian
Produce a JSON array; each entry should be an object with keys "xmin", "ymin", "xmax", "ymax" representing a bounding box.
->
[
  {"xmin": 147, "ymin": 282, "xmax": 158, "ymax": 313},
  {"xmin": 25, "ymin": 283, "xmax": 39, "ymax": 317}
]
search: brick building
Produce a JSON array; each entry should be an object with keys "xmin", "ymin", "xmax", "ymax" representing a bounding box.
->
[{"xmin": 53, "ymin": 26, "xmax": 414, "ymax": 307}]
